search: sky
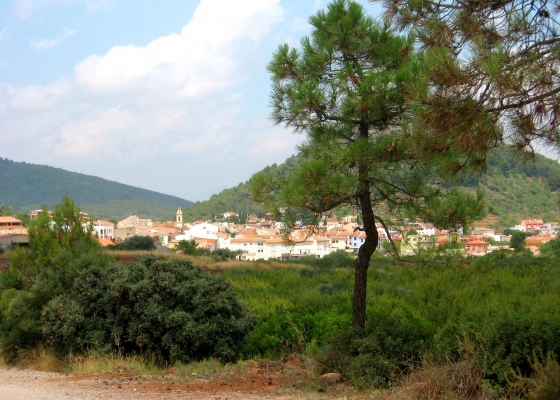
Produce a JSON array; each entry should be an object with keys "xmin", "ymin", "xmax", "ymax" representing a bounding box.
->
[{"xmin": 0, "ymin": 0, "xmax": 383, "ymax": 201}]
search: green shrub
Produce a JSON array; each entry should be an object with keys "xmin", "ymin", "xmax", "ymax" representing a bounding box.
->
[
  {"xmin": 481, "ymin": 315, "xmax": 560, "ymax": 385},
  {"xmin": 317, "ymin": 282, "xmax": 344, "ymax": 295},
  {"xmin": 0, "ymin": 270, "xmax": 22, "ymax": 290},
  {"xmin": 110, "ymin": 235, "xmax": 156, "ymax": 251},
  {"xmin": 211, "ymin": 248, "xmax": 243, "ymax": 261},
  {"xmin": 42, "ymin": 255, "xmax": 257, "ymax": 364},
  {"xmin": 317, "ymin": 298, "xmax": 433, "ymax": 388},
  {"xmin": 540, "ymin": 238, "xmax": 560, "ymax": 259},
  {"xmin": 244, "ymin": 306, "xmax": 350, "ymax": 358},
  {"xmin": 284, "ymin": 250, "xmax": 356, "ymax": 269},
  {"xmin": 0, "ymin": 241, "xmax": 110, "ymax": 359}
]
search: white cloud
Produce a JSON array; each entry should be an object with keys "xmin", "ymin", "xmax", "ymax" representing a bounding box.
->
[
  {"xmin": 30, "ymin": 27, "xmax": 77, "ymax": 49},
  {"xmin": 4, "ymin": 79, "xmax": 72, "ymax": 109},
  {"xmin": 73, "ymin": 0, "xmax": 284, "ymax": 100}
]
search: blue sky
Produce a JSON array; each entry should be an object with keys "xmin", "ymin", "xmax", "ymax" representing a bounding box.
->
[{"xmin": 0, "ymin": 0, "xmax": 383, "ymax": 201}]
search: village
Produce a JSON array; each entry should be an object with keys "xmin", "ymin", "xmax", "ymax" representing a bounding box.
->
[{"xmin": 0, "ymin": 207, "xmax": 557, "ymax": 259}]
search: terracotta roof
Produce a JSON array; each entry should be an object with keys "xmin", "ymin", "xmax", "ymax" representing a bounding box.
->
[
  {"xmin": 152, "ymin": 226, "xmax": 177, "ymax": 235},
  {"xmin": 265, "ymin": 238, "xmax": 286, "ymax": 244},
  {"xmin": 465, "ymin": 240, "xmax": 489, "ymax": 245},
  {"xmin": 94, "ymin": 220, "xmax": 114, "ymax": 226},
  {"xmin": 230, "ymin": 236, "xmax": 266, "ymax": 243},
  {"xmin": 0, "ymin": 216, "xmax": 22, "ymax": 223},
  {"xmin": 522, "ymin": 219, "xmax": 544, "ymax": 224}
]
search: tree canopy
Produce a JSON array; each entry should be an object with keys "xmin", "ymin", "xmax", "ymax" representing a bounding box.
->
[
  {"xmin": 510, "ymin": 230, "xmax": 528, "ymax": 252},
  {"xmin": 251, "ymin": 0, "xmax": 485, "ymax": 327},
  {"xmin": 110, "ymin": 235, "xmax": 156, "ymax": 251},
  {"xmin": 375, "ymin": 0, "xmax": 560, "ymax": 163}
]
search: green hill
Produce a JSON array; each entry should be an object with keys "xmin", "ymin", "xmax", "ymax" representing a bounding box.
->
[
  {"xmin": 0, "ymin": 158, "xmax": 193, "ymax": 221},
  {"xmin": 184, "ymin": 148, "xmax": 560, "ymax": 227},
  {"xmin": 457, "ymin": 148, "xmax": 560, "ymax": 226}
]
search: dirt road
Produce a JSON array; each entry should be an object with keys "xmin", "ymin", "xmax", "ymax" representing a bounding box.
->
[{"xmin": 0, "ymin": 367, "xmax": 351, "ymax": 400}]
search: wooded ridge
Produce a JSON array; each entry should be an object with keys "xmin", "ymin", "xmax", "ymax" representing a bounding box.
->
[
  {"xmin": 0, "ymin": 158, "xmax": 193, "ymax": 220},
  {"xmin": 1, "ymin": 147, "xmax": 559, "ymax": 224}
]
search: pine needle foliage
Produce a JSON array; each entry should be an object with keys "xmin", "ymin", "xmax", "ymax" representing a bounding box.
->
[{"xmin": 375, "ymin": 0, "xmax": 560, "ymax": 163}]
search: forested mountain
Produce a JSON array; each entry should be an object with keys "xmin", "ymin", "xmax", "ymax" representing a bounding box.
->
[
  {"xmin": 456, "ymin": 148, "xmax": 560, "ymax": 226},
  {"xmin": 185, "ymin": 148, "xmax": 560, "ymax": 227},
  {"xmin": 0, "ymin": 158, "xmax": 193, "ymax": 221}
]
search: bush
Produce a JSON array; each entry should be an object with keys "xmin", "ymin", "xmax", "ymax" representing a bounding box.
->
[
  {"xmin": 0, "ymin": 241, "xmax": 110, "ymax": 360},
  {"xmin": 317, "ymin": 298, "xmax": 433, "ymax": 388},
  {"xmin": 481, "ymin": 314, "xmax": 560, "ymax": 385},
  {"xmin": 286, "ymin": 250, "xmax": 356, "ymax": 269},
  {"xmin": 110, "ymin": 235, "xmax": 156, "ymax": 251},
  {"xmin": 243, "ymin": 306, "xmax": 350, "ymax": 358},
  {"xmin": 42, "ymin": 255, "xmax": 257, "ymax": 364},
  {"xmin": 211, "ymin": 248, "xmax": 243, "ymax": 261},
  {"xmin": 540, "ymin": 238, "xmax": 560, "ymax": 259}
]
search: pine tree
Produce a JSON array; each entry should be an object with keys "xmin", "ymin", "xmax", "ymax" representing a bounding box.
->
[{"xmin": 251, "ymin": 0, "xmax": 485, "ymax": 327}]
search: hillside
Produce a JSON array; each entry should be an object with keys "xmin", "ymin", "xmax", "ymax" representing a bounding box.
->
[
  {"xmin": 0, "ymin": 158, "xmax": 193, "ymax": 221},
  {"xmin": 457, "ymin": 148, "xmax": 560, "ymax": 226},
  {"xmin": 2, "ymin": 147, "xmax": 558, "ymax": 225},
  {"xmin": 185, "ymin": 148, "xmax": 560, "ymax": 227}
]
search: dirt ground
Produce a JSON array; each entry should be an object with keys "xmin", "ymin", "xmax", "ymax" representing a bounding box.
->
[{"xmin": 0, "ymin": 357, "xmax": 372, "ymax": 400}]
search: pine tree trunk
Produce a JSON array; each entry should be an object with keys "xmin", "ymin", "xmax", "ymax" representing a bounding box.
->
[{"xmin": 352, "ymin": 166, "xmax": 378, "ymax": 328}]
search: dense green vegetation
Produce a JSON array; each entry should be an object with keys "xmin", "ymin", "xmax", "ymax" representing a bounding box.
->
[
  {"xmin": 0, "ymin": 158, "xmax": 193, "ymax": 220},
  {"xmin": 106, "ymin": 235, "xmax": 156, "ymax": 251},
  {"xmin": 2, "ymin": 196, "xmax": 560, "ymax": 395},
  {"xmin": 224, "ymin": 251, "xmax": 560, "ymax": 390}
]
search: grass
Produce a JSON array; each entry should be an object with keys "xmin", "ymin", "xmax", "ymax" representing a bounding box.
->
[
  {"xmin": 2, "ymin": 345, "xmax": 65, "ymax": 372},
  {"xmin": 65, "ymin": 352, "xmax": 160, "ymax": 376},
  {"xmin": 107, "ymin": 249, "xmax": 304, "ymax": 272}
]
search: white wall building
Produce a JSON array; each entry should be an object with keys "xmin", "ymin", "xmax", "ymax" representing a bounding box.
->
[
  {"xmin": 221, "ymin": 235, "xmax": 332, "ymax": 261},
  {"xmin": 184, "ymin": 222, "xmax": 219, "ymax": 240},
  {"xmin": 92, "ymin": 220, "xmax": 114, "ymax": 239}
]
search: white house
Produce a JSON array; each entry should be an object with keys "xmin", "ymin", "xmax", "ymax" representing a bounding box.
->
[
  {"xmin": 541, "ymin": 222, "xmax": 559, "ymax": 235},
  {"xmin": 348, "ymin": 227, "xmax": 389, "ymax": 253},
  {"xmin": 93, "ymin": 220, "xmax": 114, "ymax": 239},
  {"xmin": 221, "ymin": 235, "xmax": 332, "ymax": 261},
  {"xmin": 185, "ymin": 222, "xmax": 219, "ymax": 240}
]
